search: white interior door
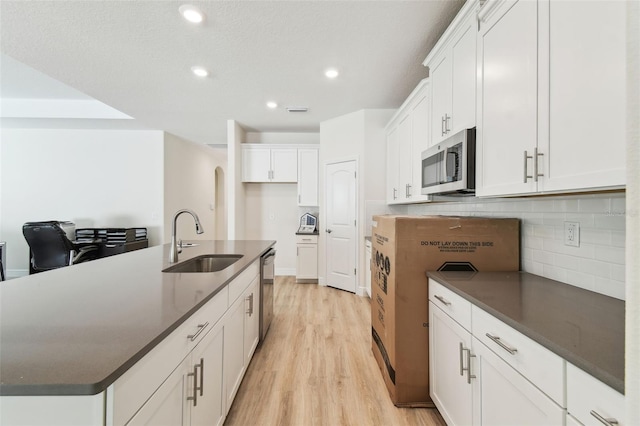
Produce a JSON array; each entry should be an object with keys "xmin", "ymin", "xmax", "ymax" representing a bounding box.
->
[{"xmin": 325, "ymin": 160, "xmax": 357, "ymax": 293}]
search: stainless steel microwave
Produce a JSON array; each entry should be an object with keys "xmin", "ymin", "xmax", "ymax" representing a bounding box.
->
[{"xmin": 421, "ymin": 128, "xmax": 476, "ymax": 196}]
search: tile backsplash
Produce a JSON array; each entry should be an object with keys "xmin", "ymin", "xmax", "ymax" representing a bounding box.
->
[{"xmin": 395, "ymin": 193, "xmax": 626, "ymax": 300}]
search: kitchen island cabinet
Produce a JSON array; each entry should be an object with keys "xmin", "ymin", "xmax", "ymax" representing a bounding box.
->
[{"xmin": 0, "ymin": 240, "xmax": 275, "ymax": 426}]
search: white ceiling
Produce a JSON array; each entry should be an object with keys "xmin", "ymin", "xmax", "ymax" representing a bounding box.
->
[{"xmin": 0, "ymin": 0, "xmax": 464, "ymax": 145}]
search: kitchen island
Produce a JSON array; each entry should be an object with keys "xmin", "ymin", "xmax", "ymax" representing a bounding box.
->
[{"xmin": 0, "ymin": 240, "xmax": 275, "ymax": 425}]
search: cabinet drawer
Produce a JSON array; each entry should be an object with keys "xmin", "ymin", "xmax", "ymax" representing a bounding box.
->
[
  {"xmin": 429, "ymin": 279, "xmax": 471, "ymax": 331},
  {"xmin": 296, "ymin": 234, "xmax": 318, "ymax": 244},
  {"xmin": 229, "ymin": 261, "xmax": 260, "ymax": 304},
  {"xmin": 567, "ymin": 363, "xmax": 625, "ymax": 426},
  {"xmin": 111, "ymin": 286, "xmax": 229, "ymax": 425},
  {"xmin": 472, "ymin": 305, "xmax": 565, "ymax": 406}
]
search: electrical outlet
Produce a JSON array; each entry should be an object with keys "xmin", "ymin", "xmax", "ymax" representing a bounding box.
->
[{"xmin": 564, "ymin": 222, "xmax": 580, "ymax": 247}]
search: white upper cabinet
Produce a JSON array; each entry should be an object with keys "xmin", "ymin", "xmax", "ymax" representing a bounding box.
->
[
  {"xmin": 476, "ymin": 0, "xmax": 626, "ymax": 197},
  {"xmin": 242, "ymin": 146, "xmax": 297, "ymax": 182},
  {"xmin": 386, "ymin": 79, "xmax": 431, "ymax": 205},
  {"xmin": 476, "ymin": 0, "xmax": 539, "ymax": 197},
  {"xmin": 424, "ymin": 0, "xmax": 478, "ymax": 147},
  {"xmin": 543, "ymin": 0, "xmax": 626, "ymax": 192},
  {"xmin": 386, "ymin": 126, "xmax": 400, "ymax": 203}
]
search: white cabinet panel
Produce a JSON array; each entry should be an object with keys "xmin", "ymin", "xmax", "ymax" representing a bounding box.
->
[
  {"xmin": 472, "ymin": 305, "xmax": 564, "ymax": 406},
  {"xmin": 543, "ymin": 0, "xmax": 626, "ymax": 192},
  {"xmin": 424, "ymin": 0, "xmax": 477, "ymax": 146},
  {"xmin": 127, "ymin": 358, "xmax": 188, "ymax": 426},
  {"xmin": 429, "ymin": 302, "xmax": 473, "ymax": 426},
  {"xmin": 477, "ymin": 0, "xmax": 538, "ymax": 197},
  {"xmin": 241, "ymin": 146, "xmax": 297, "ymax": 183},
  {"xmin": 429, "ymin": 279, "xmax": 472, "ymax": 331},
  {"xmin": 223, "ymin": 295, "xmax": 245, "ymax": 414},
  {"xmin": 296, "ymin": 234, "xmax": 318, "ymax": 282},
  {"xmin": 190, "ymin": 324, "xmax": 225, "ymax": 426},
  {"xmin": 386, "ymin": 79, "xmax": 430, "ymax": 204},
  {"xmin": 386, "ymin": 125, "xmax": 400, "ymax": 203},
  {"xmin": 472, "ymin": 336, "xmax": 564, "ymax": 426},
  {"xmin": 242, "ymin": 148, "xmax": 271, "ymax": 182},
  {"xmin": 567, "ymin": 363, "xmax": 625, "ymax": 426},
  {"xmin": 243, "ymin": 276, "xmax": 260, "ymax": 367},
  {"xmin": 270, "ymin": 149, "xmax": 297, "ymax": 182}
]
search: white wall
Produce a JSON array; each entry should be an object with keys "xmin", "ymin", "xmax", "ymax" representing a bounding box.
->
[
  {"xmin": 243, "ymin": 183, "xmax": 299, "ymax": 274},
  {"xmin": 319, "ymin": 109, "xmax": 395, "ymax": 293},
  {"xmin": 227, "ymin": 120, "xmax": 246, "ymax": 240},
  {"xmin": 163, "ymin": 133, "xmax": 226, "ymax": 243},
  {"xmin": 0, "ymin": 128, "xmax": 164, "ymax": 276}
]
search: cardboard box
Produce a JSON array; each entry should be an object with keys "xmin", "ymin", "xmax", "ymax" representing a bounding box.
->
[{"xmin": 370, "ymin": 215, "xmax": 520, "ymax": 407}]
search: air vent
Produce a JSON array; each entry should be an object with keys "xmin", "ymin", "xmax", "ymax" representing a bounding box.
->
[{"xmin": 286, "ymin": 106, "xmax": 309, "ymax": 113}]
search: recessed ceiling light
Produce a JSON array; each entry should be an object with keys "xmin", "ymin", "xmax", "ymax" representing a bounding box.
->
[
  {"xmin": 266, "ymin": 101, "xmax": 278, "ymax": 109},
  {"xmin": 191, "ymin": 66, "xmax": 209, "ymax": 77},
  {"xmin": 179, "ymin": 5, "xmax": 205, "ymax": 24},
  {"xmin": 325, "ymin": 68, "xmax": 339, "ymax": 79}
]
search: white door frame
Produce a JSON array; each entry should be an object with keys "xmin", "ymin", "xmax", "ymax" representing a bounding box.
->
[{"xmin": 323, "ymin": 156, "xmax": 359, "ymax": 294}]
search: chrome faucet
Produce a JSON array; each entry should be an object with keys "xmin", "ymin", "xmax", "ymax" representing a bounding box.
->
[{"xmin": 169, "ymin": 209, "xmax": 204, "ymax": 263}]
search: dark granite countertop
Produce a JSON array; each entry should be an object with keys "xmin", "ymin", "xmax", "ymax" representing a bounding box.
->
[
  {"xmin": 0, "ymin": 240, "xmax": 275, "ymax": 396},
  {"xmin": 427, "ymin": 271, "xmax": 625, "ymax": 394}
]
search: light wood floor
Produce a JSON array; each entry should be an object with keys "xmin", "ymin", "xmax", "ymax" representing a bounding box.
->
[{"xmin": 225, "ymin": 276, "xmax": 446, "ymax": 426}]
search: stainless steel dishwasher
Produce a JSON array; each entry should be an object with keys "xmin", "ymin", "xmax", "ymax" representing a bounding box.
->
[{"xmin": 259, "ymin": 248, "xmax": 276, "ymax": 342}]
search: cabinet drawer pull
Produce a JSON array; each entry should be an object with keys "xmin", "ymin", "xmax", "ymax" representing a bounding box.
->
[
  {"xmin": 486, "ymin": 333, "xmax": 518, "ymax": 355},
  {"xmin": 434, "ymin": 295, "xmax": 451, "ymax": 306},
  {"xmin": 590, "ymin": 410, "xmax": 619, "ymax": 426},
  {"xmin": 187, "ymin": 322, "xmax": 209, "ymax": 341}
]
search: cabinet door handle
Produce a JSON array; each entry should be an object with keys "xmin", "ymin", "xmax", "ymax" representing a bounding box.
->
[
  {"xmin": 523, "ymin": 150, "xmax": 533, "ymax": 183},
  {"xmin": 407, "ymin": 183, "xmax": 412, "ymax": 197},
  {"xmin": 459, "ymin": 343, "xmax": 476, "ymax": 384},
  {"xmin": 534, "ymin": 148, "xmax": 544, "ymax": 182},
  {"xmin": 250, "ymin": 293, "xmax": 254, "ymax": 315},
  {"xmin": 590, "ymin": 410, "xmax": 619, "ymax": 426},
  {"xmin": 486, "ymin": 333, "xmax": 518, "ymax": 355},
  {"xmin": 444, "ymin": 114, "xmax": 451, "ymax": 133},
  {"xmin": 187, "ymin": 322, "xmax": 209, "ymax": 341},
  {"xmin": 187, "ymin": 363, "xmax": 199, "ymax": 406},
  {"xmin": 441, "ymin": 116, "xmax": 446, "ymax": 136},
  {"xmin": 434, "ymin": 294, "xmax": 451, "ymax": 306},
  {"xmin": 466, "ymin": 348, "xmax": 476, "ymax": 384},
  {"xmin": 198, "ymin": 358, "xmax": 204, "ymax": 396},
  {"xmin": 393, "ymin": 188, "xmax": 397, "ymax": 200}
]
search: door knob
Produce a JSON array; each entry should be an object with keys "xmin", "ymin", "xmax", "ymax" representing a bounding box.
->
[{"xmin": 326, "ymin": 229, "xmax": 332, "ymax": 233}]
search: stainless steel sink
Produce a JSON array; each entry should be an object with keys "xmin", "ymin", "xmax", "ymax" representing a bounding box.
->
[{"xmin": 163, "ymin": 254, "xmax": 243, "ymax": 273}]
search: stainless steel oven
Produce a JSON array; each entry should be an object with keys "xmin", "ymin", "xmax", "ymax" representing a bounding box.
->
[{"xmin": 259, "ymin": 248, "xmax": 276, "ymax": 342}]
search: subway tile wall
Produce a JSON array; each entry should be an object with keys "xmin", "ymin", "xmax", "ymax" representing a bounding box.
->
[{"xmin": 400, "ymin": 193, "xmax": 626, "ymax": 300}]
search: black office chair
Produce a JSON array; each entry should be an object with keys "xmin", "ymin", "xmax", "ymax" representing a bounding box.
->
[{"xmin": 22, "ymin": 221, "xmax": 99, "ymax": 274}]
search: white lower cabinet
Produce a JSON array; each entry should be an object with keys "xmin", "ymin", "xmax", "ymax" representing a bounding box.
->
[
  {"xmin": 566, "ymin": 363, "xmax": 625, "ymax": 426},
  {"xmin": 296, "ymin": 234, "xmax": 318, "ymax": 282},
  {"xmin": 472, "ymin": 335, "xmax": 564, "ymax": 426},
  {"xmin": 429, "ymin": 279, "xmax": 565, "ymax": 426},
  {"xmin": 429, "ymin": 301, "xmax": 473, "ymax": 426},
  {"xmin": 128, "ymin": 322, "xmax": 224, "ymax": 426},
  {"xmin": 243, "ymin": 276, "xmax": 260, "ymax": 368},
  {"xmin": 224, "ymin": 286, "xmax": 249, "ymax": 415}
]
